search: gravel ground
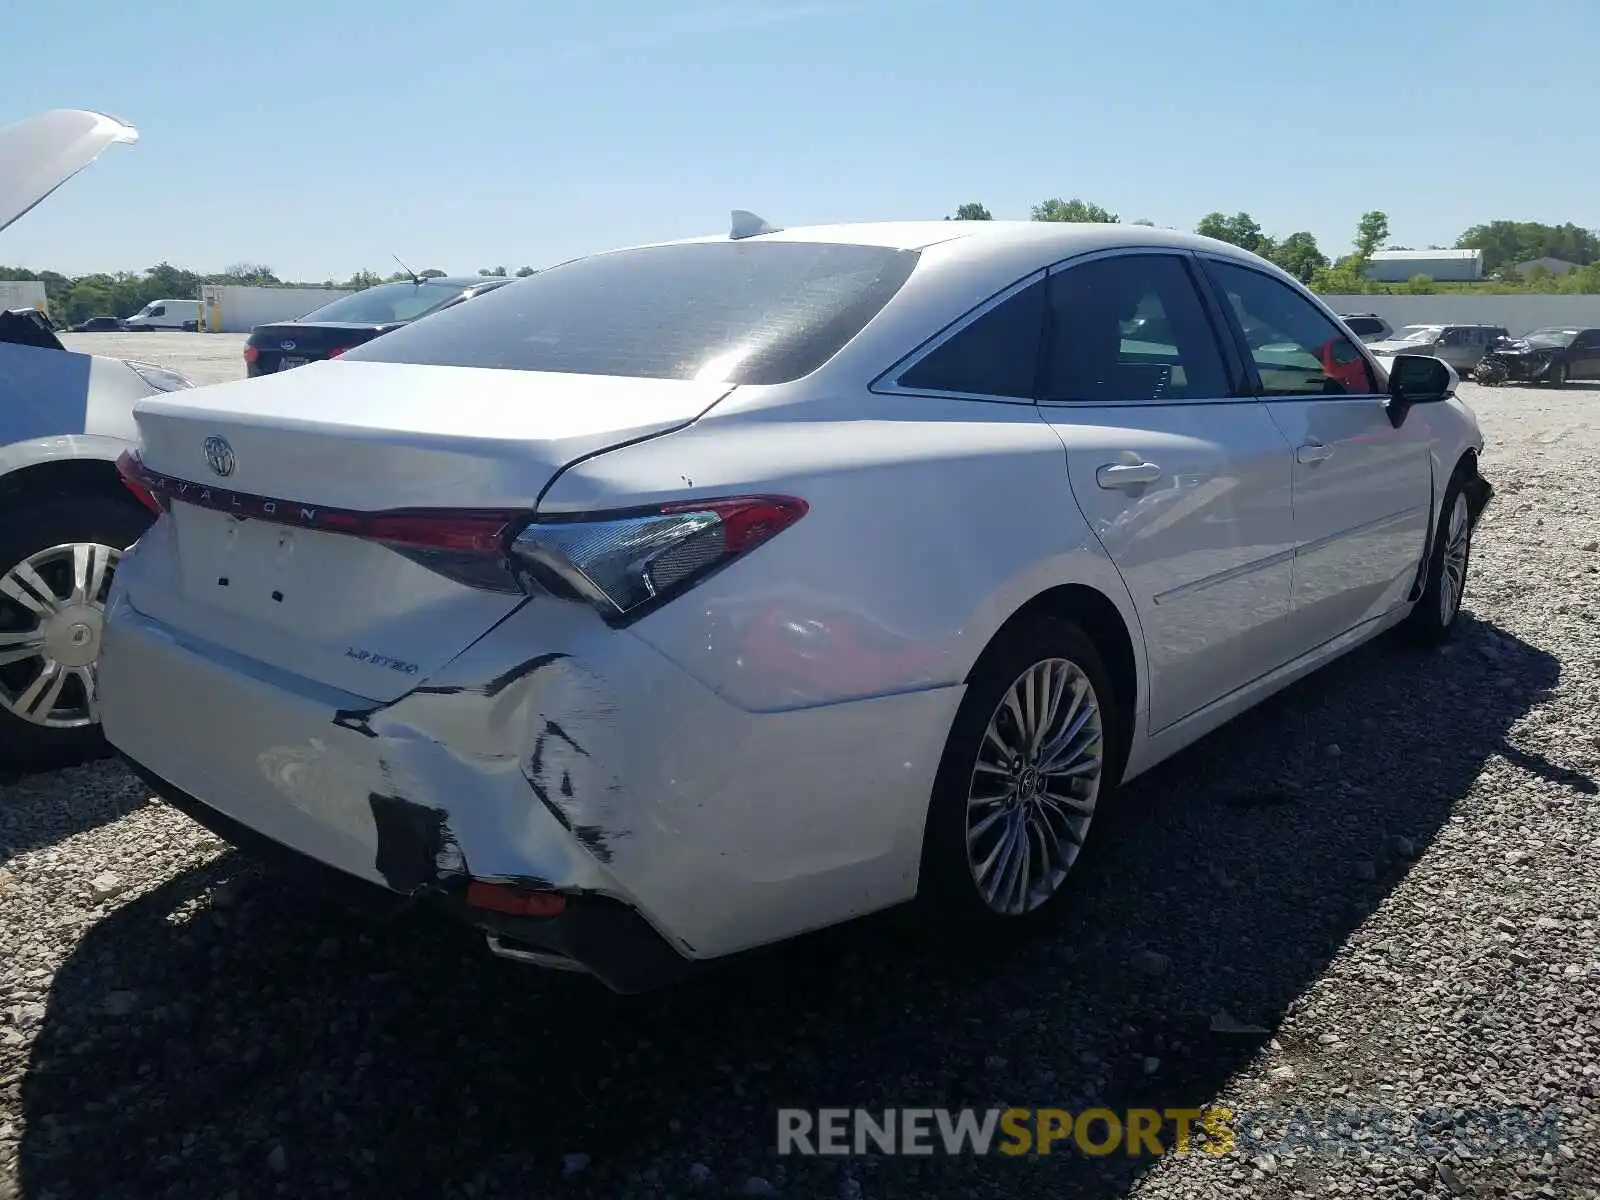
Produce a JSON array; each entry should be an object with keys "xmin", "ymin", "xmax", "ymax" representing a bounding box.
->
[
  {"xmin": 58, "ymin": 332, "xmax": 248, "ymax": 387},
  {"xmin": 2, "ymin": 382, "xmax": 1597, "ymax": 1200}
]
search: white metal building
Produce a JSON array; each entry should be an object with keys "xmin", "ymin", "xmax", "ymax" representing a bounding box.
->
[
  {"xmin": 1363, "ymin": 249, "xmax": 1484, "ymax": 284},
  {"xmin": 199, "ymin": 284, "xmax": 356, "ymax": 333},
  {"xmin": 0, "ymin": 280, "xmax": 49, "ymax": 315}
]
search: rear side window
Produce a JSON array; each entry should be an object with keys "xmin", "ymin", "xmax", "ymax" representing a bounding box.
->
[
  {"xmin": 1345, "ymin": 316, "xmax": 1383, "ymax": 337},
  {"xmin": 1205, "ymin": 260, "xmax": 1378, "ymax": 397},
  {"xmin": 1041, "ymin": 254, "xmax": 1231, "ymax": 402},
  {"xmin": 897, "ymin": 279, "xmax": 1045, "ymax": 398},
  {"xmin": 344, "ymin": 242, "xmax": 920, "ymax": 385}
]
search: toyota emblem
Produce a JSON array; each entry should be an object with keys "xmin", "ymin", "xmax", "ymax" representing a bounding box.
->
[
  {"xmin": 203, "ymin": 435, "xmax": 236, "ymax": 478},
  {"xmin": 280, "ymin": 339, "xmax": 297, "ymax": 351}
]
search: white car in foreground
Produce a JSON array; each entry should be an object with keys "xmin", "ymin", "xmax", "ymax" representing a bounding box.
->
[
  {"xmin": 101, "ymin": 218, "xmax": 1492, "ymax": 991},
  {"xmin": 0, "ymin": 109, "xmax": 195, "ymax": 769}
]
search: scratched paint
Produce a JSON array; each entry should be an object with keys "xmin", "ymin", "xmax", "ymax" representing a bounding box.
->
[{"xmin": 327, "ymin": 647, "xmax": 630, "ymax": 887}]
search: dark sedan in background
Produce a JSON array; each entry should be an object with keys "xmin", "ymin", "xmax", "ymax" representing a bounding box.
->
[
  {"xmin": 244, "ymin": 275, "xmax": 515, "ymax": 376},
  {"xmin": 69, "ymin": 315, "xmax": 128, "ymax": 332},
  {"xmin": 1476, "ymin": 326, "xmax": 1600, "ymax": 387}
]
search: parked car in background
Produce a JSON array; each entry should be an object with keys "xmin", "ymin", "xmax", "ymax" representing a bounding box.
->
[
  {"xmin": 1338, "ymin": 312, "xmax": 1392, "ymax": 343},
  {"xmin": 69, "ymin": 315, "xmax": 127, "ymax": 333},
  {"xmin": 0, "ymin": 108, "xmax": 196, "ymax": 769},
  {"xmin": 103, "ymin": 218, "xmax": 1491, "ymax": 992},
  {"xmin": 1367, "ymin": 324, "xmax": 1509, "ymax": 375},
  {"xmin": 1474, "ymin": 327, "xmax": 1600, "ymax": 387},
  {"xmin": 243, "ymin": 276, "xmax": 515, "ymax": 376},
  {"xmin": 124, "ymin": 298, "xmax": 201, "ymax": 331}
]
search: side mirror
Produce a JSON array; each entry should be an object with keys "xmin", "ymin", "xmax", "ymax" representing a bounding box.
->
[{"xmin": 1388, "ymin": 353, "xmax": 1453, "ymax": 404}]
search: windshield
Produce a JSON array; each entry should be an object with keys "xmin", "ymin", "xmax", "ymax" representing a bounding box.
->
[
  {"xmin": 298, "ymin": 280, "xmax": 468, "ymax": 325},
  {"xmin": 1522, "ymin": 328, "xmax": 1578, "ymax": 347},
  {"xmin": 343, "ymin": 241, "xmax": 921, "ymax": 384},
  {"xmin": 1390, "ymin": 325, "xmax": 1442, "ymax": 343}
]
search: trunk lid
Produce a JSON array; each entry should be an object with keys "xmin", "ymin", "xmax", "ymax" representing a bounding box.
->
[
  {"xmin": 0, "ymin": 109, "xmax": 138, "ymax": 235},
  {"xmin": 126, "ymin": 361, "xmax": 731, "ymax": 700}
]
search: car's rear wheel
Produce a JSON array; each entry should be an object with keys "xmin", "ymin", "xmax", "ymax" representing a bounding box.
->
[
  {"xmin": 919, "ymin": 615, "xmax": 1122, "ymax": 929},
  {"xmin": 1547, "ymin": 361, "xmax": 1568, "ymax": 387},
  {"xmin": 0, "ymin": 495, "xmax": 153, "ymax": 771},
  {"xmin": 1402, "ymin": 474, "xmax": 1473, "ymax": 647}
]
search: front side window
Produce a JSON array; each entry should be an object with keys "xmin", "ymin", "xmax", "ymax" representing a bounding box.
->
[
  {"xmin": 1040, "ymin": 253, "xmax": 1230, "ymax": 403},
  {"xmin": 1205, "ymin": 260, "xmax": 1378, "ymax": 396},
  {"xmin": 345, "ymin": 242, "xmax": 920, "ymax": 384},
  {"xmin": 896, "ymin": 278, "xmax": 1045, "ymax": 398}
]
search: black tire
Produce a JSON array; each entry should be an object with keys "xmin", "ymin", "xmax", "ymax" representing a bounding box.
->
[
  {"xmin": 1402, "ymin": 471, "xmax": 1473, "ymax": 648},
  {"xmin": 918, "ymin": 614, "xmax": 1125, "ymax": 932},
  {"xmin": 1546, "ymin": 362, "xmax": 1568, "ymax": 388},
  {"xmin": 0, "ymin": 494, "xmax": 154, "ymax": 771}
]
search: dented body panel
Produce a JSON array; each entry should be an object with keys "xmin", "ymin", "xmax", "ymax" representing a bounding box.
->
[{"xmin": 102, "ymin": 526, "xmax": 963, "ymax": 959}]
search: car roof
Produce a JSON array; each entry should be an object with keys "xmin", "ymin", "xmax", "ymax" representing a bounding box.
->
[{"xmin": 659, "ymin": 218, "xmax": 1242, "ymax": 258}]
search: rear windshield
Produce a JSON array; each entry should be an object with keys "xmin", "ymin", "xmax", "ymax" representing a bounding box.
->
[
  {"xmin": 341, "ymin": 241, "xmax": 921, "ymax": 384},
  {"xmin": 301, "ymin": 280, "xmax": 467, "ymax": 324}
]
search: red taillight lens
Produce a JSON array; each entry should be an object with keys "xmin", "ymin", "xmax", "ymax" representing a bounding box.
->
[
  {"xmin": 510, "ymin": 496, "xmax": 808, "ymax": 622},
  {"xmin": 327, "ymin": 347, "xmax": 348, "ymax": 359},
  {"xmin": 115, "ymin": 450, "xmax": 165, "ymax": 515},
  {"xmin": 243, "ymin": 344, "xmax": 259, "ymax": 363},
  {"xmin": 314, "ymin": 509, "xmax": 523, "ymax": 554},
  {"xmin": 110, "ymin": 456, "xmax": 806, "ymax": 616},
  {"xmin": 465, "ymin": 881, "xmax": 566, "ymax": 918}
]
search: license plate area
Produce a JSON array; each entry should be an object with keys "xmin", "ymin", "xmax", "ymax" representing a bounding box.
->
[
  {"xmin": 277, "ymin": 356, "xmax": 309, "ymax": 371},
  {"xmin": 171, "ymin": 504, "xmax": 345, "ymax": 629}
]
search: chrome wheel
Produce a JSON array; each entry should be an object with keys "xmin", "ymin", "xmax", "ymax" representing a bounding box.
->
[
  {"xmin": 1439, "ymin": 493, "xmax": 1470, "ymax": 626},
  {"xmin": 966, "ymin": 658, "xmax": 1104, "ymax": 916},
  {"xmin": 0, "ymin": 542, "xmax": 120, "ymax": 729}
]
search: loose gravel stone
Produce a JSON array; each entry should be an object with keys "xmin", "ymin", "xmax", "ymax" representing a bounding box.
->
[{"xmin": 1, "ymin": 383, "xmax": 1596, "ymax": 1199}]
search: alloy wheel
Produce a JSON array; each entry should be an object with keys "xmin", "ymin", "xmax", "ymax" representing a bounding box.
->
[
  {"xmin": 966, "ymin": 657, "xmax": 1104, "ymax": 916},
  {"xmin": 0, "ymin": 542, "xmax": 120, "ymax": 729},
  {"xmin": 1439, "ymin": 493, "xmax": 1470, "ymax": 626}
]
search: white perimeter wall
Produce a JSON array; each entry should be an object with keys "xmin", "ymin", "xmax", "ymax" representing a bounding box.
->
[
  {"xmin": 1322, "ymin": 294, "xmax": 1600, "ymax": 336},
  {"xmin": 0, "ymin": 281, "xmax": 49, "ymax": 315},
  {"xmin": 201, "ymin": 285, "xmax": 356, "ymax": 333}
]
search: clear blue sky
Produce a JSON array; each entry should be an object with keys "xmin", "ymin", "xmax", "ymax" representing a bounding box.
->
[{"xmin": 4, "ymin": 0, "xmax": 1597, "ymax": 280}]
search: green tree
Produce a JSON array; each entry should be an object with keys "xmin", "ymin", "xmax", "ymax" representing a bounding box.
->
[
  {"xmin": 341, "ymin": 269, "xmax": 383, "ymax": 290},
  {"xmin": 1455, "ymin": 220, "xmax": 1600, "ymax": 273},
  {"xmin": 1267, "ymin": 231, "xmax": 1328, "ymax": 283},
  {"xmin": 515, "ymin": 266, "xmax": 537, "ymax": 277},
  {"xmin": 948, "ymin": 202, "xmax": 992, "ymax": 221},
  {"xmin": 1031, "ymin": 197, "xmax": 1118, "ymax": 223},
  {"xmin": 1131, "ymin": 218, "xmax": 1156, "ymax": 226},
  {"xmin": 1195, "ymin": 211, "xmax": 1266, "ymax": 253},
  {"xmin": 478, "ymin": 266, "xmax": 508, "ymax": 277},
  {"xmin": 1353, "ymin": 211, "xmax": 1390, "ymax": 261},
  {"xmin": 420, "ymin": 268, "xmax": 447, "ymax": 279}
]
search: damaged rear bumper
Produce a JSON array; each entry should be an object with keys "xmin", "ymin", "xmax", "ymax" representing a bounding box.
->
[
  {"xmin": 121, "ymin": 755, "xmax": 698, "ymax": 992},
  {"xmin": 1462, "ymin": 464, "xmax": 1494, "ymax": 528},
  {"xmin": 99, "ymin": 569, "xmax": 960, "ymax": 980}
]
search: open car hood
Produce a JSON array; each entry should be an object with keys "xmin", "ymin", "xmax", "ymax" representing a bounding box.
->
[{"xmin": 0, "ymin": 108, "xmax": 138, "ymax": 235}]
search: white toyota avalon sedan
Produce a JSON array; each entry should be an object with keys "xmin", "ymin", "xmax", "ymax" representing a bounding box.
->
[{"xmin": 100, "ymin": 218, "xmax": 1492, "ymax": 992}]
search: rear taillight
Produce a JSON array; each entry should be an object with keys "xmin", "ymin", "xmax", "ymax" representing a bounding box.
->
[
  {"xmin": 115, "ymin": 450, "xmax": 164, "ymax": 515},
  {"xmin": 243, "ymin": 345, "xmax": 259, "ymax": 364},
  {"xmin": 509, "ymin": 496, "xmax": 808, "ymax": 623},
  {"xmin": 327, "ymin": 347, "xmax": 348, "ymax": 358},
  {"xmin": 114, "ymin": 454, "xmax": 806, "ymax": 621}
]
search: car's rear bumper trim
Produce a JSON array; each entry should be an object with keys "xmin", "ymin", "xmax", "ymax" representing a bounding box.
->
[{"xmin": 122, "ymin": 754, "xmax": 700, "ymax": 993}]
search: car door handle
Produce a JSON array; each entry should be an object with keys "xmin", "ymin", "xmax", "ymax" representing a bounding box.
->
[
  {"xmin": 1296, "ymin": 441, "xmax": 1334, "ymax": 465},
  {"xmin": 1095, "ymin": 461, "xmax": 1163, "ymax": 489}
]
